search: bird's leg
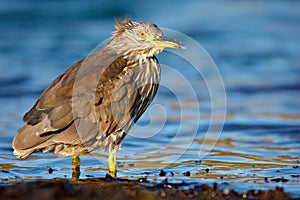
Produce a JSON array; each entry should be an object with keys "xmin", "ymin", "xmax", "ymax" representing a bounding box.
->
[
  {"xmin": 108, "ymin": 147, "xmax": 117, "ymax": 177},
  {"xmin": 72, "ymin": 155, "xmax": 80, "ymax": 179}
]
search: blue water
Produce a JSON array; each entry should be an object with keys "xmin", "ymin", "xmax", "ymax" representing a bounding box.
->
[{"xmin": 0, "ymin": 0, "xmax": 300, "ymax": 197}]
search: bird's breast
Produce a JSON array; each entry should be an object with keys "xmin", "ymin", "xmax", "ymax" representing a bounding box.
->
[{"xmin": 107, "ymin": 57, "xmax": 160, "ymax": 131}]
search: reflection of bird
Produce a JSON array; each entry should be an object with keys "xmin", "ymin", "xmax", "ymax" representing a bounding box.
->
[{"xmin": 12, "ymin": 18, "xmax": 185, "ymax": 178}]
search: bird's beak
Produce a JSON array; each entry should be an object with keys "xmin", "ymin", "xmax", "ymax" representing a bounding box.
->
[{"xmin": 151, "ymin": 37, "xmax": 185, "ymax": 49}]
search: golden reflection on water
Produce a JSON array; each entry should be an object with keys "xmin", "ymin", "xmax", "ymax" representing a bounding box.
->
[
  {"xmin": 83, "ymin": 135, "xmax": 299, "ymax": 182},
  {"xmin": 0, "ymin": 163, "xmax": 31, "ymax": 170}
]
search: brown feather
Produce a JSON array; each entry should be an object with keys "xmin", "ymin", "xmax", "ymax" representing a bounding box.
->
[
  {"xmin": 13, "ymin": 20, "xmax": 162, "ymax": 158},
  {"xmin": 113, "ymin": 17, "xmax": 135, "ymax": 37}
]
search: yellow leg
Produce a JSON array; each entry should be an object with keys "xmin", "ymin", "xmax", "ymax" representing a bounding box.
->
[
  {"xmin": 72, "ymin": 155, "xmax": 80, "ymax": 179},
  {"xmin": 108, "ymin": 148, "xmax": 117, "ymax": 177}
]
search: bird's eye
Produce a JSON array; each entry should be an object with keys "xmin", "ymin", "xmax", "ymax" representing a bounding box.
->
[{"xmin": 139, "ymin": 31, "xmax": 147, "ymax": 39}]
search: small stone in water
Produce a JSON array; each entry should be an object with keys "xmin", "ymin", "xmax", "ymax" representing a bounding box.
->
[
  {"xmin": 137, "ymin": 177, "xmax": 147, "ymax": 182},
  {"xmin": 143, "ymin": 171, "xmax": 151, "ymax": 175},
  {"xmin": 270, "ymin": 177, "xmax": 289, "ymax": 182},
  {"xmin": 48, "ymin": 168, "xmax": 53, "ymax": 174},
  {"xmin": 183, "ymin": 171, "xmax": 190, "ymax": 176},
  {"xmin": 205, "ymin": 168, "xmax": 209, "ymax": 173},
  {"xmin": 264, "ymin": 177, "xmax": 269, "ymax": 183},
  {"xmin": 159, "ymin": 170, "xmax": 166, "ymax": 176}
]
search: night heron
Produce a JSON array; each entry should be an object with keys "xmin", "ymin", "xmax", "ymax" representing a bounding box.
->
[{"xmin": 12, "ymin": 18, "xmax": 185, "ymax": 178}]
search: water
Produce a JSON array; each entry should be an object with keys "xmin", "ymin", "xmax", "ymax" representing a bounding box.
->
[{"xmin": 0, "ymin": 0, "xmax": 300, "ymax": 197}]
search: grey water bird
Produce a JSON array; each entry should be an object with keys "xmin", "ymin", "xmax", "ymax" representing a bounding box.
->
[{"xmin": 12, "ymin": 18, "xmax": 185, "ymax": 178}]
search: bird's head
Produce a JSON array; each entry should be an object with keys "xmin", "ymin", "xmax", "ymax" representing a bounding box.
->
[{"xmin": 107, "ymin": 18, "xmax": 185, "ymax": 58}]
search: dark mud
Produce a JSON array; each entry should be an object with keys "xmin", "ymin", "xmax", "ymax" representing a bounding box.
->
[{"xmin": 0, "ymin": 177, "xmax": 294, "ymax": 200}]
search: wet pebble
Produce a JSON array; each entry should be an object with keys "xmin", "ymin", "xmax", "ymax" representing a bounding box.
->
[
  {"xmin": 160, "ymin": 191, "xmax": 167, "ymax": 197},
  {"xmin": 137, "ymin": 177, "xmax": 148, "ymax": 182},
  {"xmin": 118, "ymin": 164, "xmax": 125, "ymax": 168},
  {"xmin": 187, "ymin": 193, "xmax": 194, "ymax": 198},
  {"xmin": 159, "ymin": 170, "xmax": 166, "ymax": 176},
  {"xmin": 48, "ymin": 168, "xmax": 53, "ymax": 174},
  {"xmin": 210, "ymin": 191, "xmax": 217, "ymax": 198},
  {"xmin": 223, "ymin": 188, "xmax": 230, "ymax": 195},
  {"xmin": 183, "ymin": 171, "xmax": 190, "ymax": 176},
  {"xmin": 264, "ymin": 177, "xmax": 269, "ymax": 183},
  {"xmin": 270, "ymin": 177, "xmax": 289, "ymax": 182},
  {"xmin": 143, "ymin": 171, "xmax": 151, "ymax": 175}
]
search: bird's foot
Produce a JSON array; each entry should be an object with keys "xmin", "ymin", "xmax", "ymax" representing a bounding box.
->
[
  {"xmin": 108, "ymin": 148, "xmax": 117, "ymax": 178},
  {"xmin": 105, "ymin": 173, "xmax": 118, "ymax": 181},
  {"xmin": 72, "ymin": 155, "xmax": 81, "ymax": 179}
]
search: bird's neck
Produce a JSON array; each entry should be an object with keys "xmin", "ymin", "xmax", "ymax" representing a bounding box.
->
[
  {"xmin": 123, "ymin": 48, "xmax": 162, "ymax": 65},
  {"xmin": 106, "ymin": 40, "xmax": 162, "ymax": 65}
]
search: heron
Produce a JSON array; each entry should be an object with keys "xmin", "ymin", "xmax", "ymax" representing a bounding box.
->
[{"xmin": 12, "ymin": 18, "xmax": 185, "ymax": 178}]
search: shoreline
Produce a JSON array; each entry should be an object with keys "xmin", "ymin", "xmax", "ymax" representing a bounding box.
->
[{"xmin": 0, "ymin": 177, "xmax": 294, "ymax": 200}]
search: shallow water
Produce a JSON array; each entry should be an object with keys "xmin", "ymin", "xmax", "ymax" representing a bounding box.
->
[{"xmin": 1, "ymin": 0, "xmax": 300, "ymax": 197}]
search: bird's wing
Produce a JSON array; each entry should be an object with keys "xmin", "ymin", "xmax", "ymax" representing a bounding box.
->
[{"xmin": 13, "ymin": 48, "xmax": 127, "ymax": 152}]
